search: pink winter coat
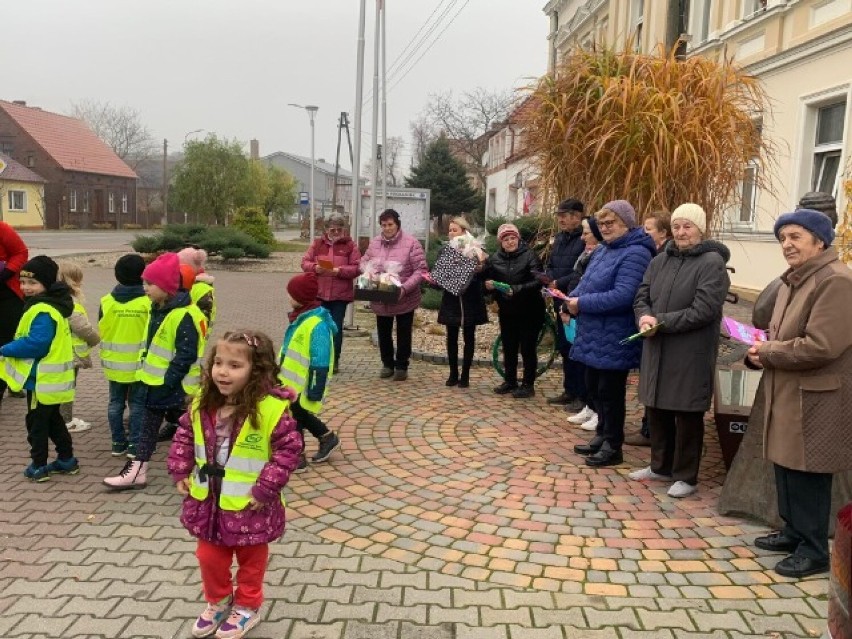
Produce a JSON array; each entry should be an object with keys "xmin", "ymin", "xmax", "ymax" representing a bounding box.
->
[
  {"xmin": 360, "ymin": 230, "xmax": 427, "ymax": 316},
  {"xmin": 166, "ymin": 386, "xmax": 302, "ymax": 547},
  {"xmin": 301, "ymin": 235, "xmax": 361, "ymax": 302}
]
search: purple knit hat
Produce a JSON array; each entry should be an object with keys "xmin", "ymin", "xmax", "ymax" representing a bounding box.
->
[{"xmin": 601, "ymin": 200, "xmax": 637, "ymax": 229}]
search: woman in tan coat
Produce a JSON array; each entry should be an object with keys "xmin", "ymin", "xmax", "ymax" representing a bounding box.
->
[{"xmin": 746, "ymin": 208, "xmax": 852, "ymax": 579}]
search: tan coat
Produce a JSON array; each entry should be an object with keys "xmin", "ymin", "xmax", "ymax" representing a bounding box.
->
[{"xmin": 758, "ymin": 248, "xmax": 852, "ymax": 472}]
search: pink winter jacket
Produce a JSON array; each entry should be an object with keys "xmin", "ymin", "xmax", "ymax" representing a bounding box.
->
[
  {"xmin": 166, "ymin": 386, "xmax": 302, "ymax": 547},
  {"xmin": 301, "ymin": 235, "xmax": 361, "ymax": 302},
  {"xmin": 360, "ymin": 230, "xmax": 427, "ymax": 316}
]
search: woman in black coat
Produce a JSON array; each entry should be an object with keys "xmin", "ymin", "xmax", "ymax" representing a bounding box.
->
[
  {"xmin": 483, "ymin": 223, "xmax": 545, "ymax": 398},
  {"xmin": 438, "ymin": 217, "xmax": 488, "ymax": 388}
]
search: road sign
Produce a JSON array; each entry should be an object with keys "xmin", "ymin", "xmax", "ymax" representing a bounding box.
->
[{"xmin": 299, "ymin": 191, "xmax": 310, "ymax": 205}]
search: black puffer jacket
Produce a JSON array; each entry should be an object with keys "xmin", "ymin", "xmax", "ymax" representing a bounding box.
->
[
  {"xmin": 546, "ymin": 228, "xmax": 585, "ymax": 294},
  {"xmin": 437, "ymin": 275, "xmax": 488, "ymax": 327},
  {"xmin": 483, "ymin": 242, "xmax": 546, "ymax": 317}
]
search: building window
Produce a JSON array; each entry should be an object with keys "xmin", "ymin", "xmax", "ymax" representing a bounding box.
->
[
  {"xmin": 742, "ymin": 0, "xmax": 767, "ymax": 18},
  {"xmin": 121, "ymin": 193, "xmax": 128, "ymax": 214},
  {"xmin": 739, "ymin": 161, "xmax": 758, "ymax": 224},
  {"xmin": 688, "ymin": 0, "xmax": 712, "ymax": 46},
  {"xmin": 0, "ymin": 142, "xmax": 13, "ymax": 154},
  {"xmin": 109, "ymin": 192, "xmax": 115, "ymax": 213},
  {"xmin": 69, "ymin": 189, "xmax": 77, "ymax": 212},
  {"xmin": 487, "ymin": 189, "xmax": 497, "ymax": 217},
  {"xmin": 812, "ymin": 101, "xmax": 846, "ymax": 197},
  {"xmin": 27, "ymin": 155, "xmax": 35, "ymax": 167},
  {"xmin": 8, "ymin": 190, "xmax": 26, "ymax": 211},
  {"xmin": 631, "ymin": 0, "xmax": 644, "ymax": 52},
  {"xmin": 82, "ymin": 190, "xmax": 89, "ymax": 213}
]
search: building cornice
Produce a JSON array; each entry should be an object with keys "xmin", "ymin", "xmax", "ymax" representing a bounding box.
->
[{"xmin": 743, "ymin": 24, "xmax": 852, "ymax": 75}]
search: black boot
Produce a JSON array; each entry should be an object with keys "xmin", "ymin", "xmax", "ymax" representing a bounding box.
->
[
  {"xmin": 445, "ymin": 362, "xmax": 459, "ymax": 387},
  {"xmin": 458, "ymin": 359, "xmax": 472, "ymax": 388}
]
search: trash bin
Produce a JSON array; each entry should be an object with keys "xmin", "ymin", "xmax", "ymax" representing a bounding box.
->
[{"xmin": 713, "ymin": 365, "xmax": 762, "ymax": 470}]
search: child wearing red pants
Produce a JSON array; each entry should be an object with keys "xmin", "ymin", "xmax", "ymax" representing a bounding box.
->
[{"xmin": 167, "ymin": 330, "xmax": 302, "ymax": 639}]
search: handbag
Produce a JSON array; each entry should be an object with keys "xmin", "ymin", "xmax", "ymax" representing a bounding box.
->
[
  {"xmin": 430, "ymin": 245, "xmax": 477, "ymax": 296},
  {"xmin": 563, "ymin": 317, "xmax": 577, "ymax": 343}
]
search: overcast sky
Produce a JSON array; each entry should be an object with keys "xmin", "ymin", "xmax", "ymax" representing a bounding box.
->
[{"xmin": 4, "ymin": 0, "xmax": 547, "ymax": 172}]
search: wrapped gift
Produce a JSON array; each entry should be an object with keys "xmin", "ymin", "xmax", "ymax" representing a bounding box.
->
[
  {"xmin": 354, "ymin": 284, "xmax": 400, "ymax": 302},
  {"xmin": 431, "ymin": 245, "xmax": 477, "ymax": 296}
]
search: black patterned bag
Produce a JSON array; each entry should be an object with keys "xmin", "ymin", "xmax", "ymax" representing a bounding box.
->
[{"xmin": 430, "ymin": 245, "xmax": 477, "ymax": 296}]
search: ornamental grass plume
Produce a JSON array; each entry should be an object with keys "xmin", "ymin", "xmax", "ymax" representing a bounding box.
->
[{"xmin": 521, "ymin": 44, "xmax": 778, "ymax": 231}]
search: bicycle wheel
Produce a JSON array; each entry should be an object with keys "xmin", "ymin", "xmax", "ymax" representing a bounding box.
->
[{"xmin": 491, "ymin": 316, "xmax": 559, "ymax": 380}]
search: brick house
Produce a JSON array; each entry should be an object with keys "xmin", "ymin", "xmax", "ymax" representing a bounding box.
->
[{"xmin": 0, "ymin": 100, "xmax": 137, "ymax": 229}]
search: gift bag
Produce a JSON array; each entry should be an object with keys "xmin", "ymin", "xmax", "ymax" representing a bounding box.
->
[{"xmin": 430, "ymin": 245, "xmax": 477, "ymax": 296}]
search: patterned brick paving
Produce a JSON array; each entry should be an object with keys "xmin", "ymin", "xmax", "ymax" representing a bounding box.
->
[{"xmin": 0, "ymin": 263, "xmax": 829, "ymax": 638}]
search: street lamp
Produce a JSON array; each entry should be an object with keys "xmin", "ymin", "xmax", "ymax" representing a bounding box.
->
[
  {"xmin": 184, "ymin": 128, "xmax": 205, "ymax": 143},
  {"xmin": 289, "ymin": 103, "xmax": 319, "ymax": 240}
]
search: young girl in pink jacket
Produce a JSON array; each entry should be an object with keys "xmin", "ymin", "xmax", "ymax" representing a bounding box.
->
[{"xmin": 168, "ymin": 330, "xmax": 302, "ymax": 639}]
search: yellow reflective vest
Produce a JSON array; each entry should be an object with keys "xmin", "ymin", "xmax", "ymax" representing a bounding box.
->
[
  {"xmin": 278, "ymin": 314, "xmax": 333, "ymax": 414},
  {"xmin": 0, "ymin": 303, "xmax": 75, "ymax": 405},
  {"xmin": 188, "ymin": 395, "xmax": 290, "ymax": 510},
  {"xmin": 190, "ymin": 281, "xmax": 216, "ymax": 326},
  {"xmin": 137, "ymin": 305, "xmax": 207, "ymax": 395},
  {"xmin": 71, "ymin": 302, "xmax": 93, "ymax": 360},
  {"xmin": 99, "ymin": 294, "xmax": 152, "ymax": 383}
]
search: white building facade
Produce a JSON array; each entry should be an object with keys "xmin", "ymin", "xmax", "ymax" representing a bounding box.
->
[{"xmin": 542, "ymin": 0, "xmax": 852, "ymax": 293}]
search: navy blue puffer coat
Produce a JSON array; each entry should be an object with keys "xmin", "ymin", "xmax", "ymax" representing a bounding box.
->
[{"xmin": 568, "ymin": 227, "xmax": 656, "ymax": 370}]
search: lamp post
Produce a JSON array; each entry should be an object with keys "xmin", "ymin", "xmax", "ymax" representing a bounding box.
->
[
  {"xmin": 181, "ymin": 129, "xmax": 205, "ymax": 224},
  {"xmin": 289, "ymin": 103, "xmax": 319, "ymax": 240}
]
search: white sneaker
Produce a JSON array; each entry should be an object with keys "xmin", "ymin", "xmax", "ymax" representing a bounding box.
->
[
  {"xmin": 567, "ymin": 405, "xmax": 593, "ymax": 424},
  {"xmin": 579, "ymin": 413, "xmax": 598, "ymax": 431},
  {"xmin": 628, "ymin": 466, "xmax": 672, "ymax": 481},
  {"xmin": 667, "ymin": 481, "xmax": 697, "ymax": 498}
]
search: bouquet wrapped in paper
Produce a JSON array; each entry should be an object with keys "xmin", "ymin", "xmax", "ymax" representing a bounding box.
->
[
  {"xmin": 448, "ymin": 232, "xmax": 485, "ymax": 261},
  {"xmin": 378, "ymin": 260, "xmax": 403, "ymax": 290}
]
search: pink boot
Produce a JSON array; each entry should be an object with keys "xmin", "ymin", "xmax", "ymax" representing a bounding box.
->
[{"xmin": 103, "ymin": 460, "xmax": 148, "ymax": 490}]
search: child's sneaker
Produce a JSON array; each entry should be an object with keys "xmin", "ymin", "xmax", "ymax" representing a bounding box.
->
[
  {"xmin": 47, "ymin": 457, "xmax": 80, "ymax": 475},
  {"xmin": 294, "ymin": 454, "xmax": 307, "ymax": 474},
  {"xmin": 192, "ymin": 596, "xmax": 231, "ymax": 638},
  {"xmin": 111, "ymin": 442, "xmax": 128, "ymax": 456},
  {"xmin": 23, "ymin": 463, "xmax": 50, "ymax": 482},
  {"xmin": 126, "ymin": 443, "xmax": 138, "ymax": 460},
  {"xmin": 215, "ymin": 607, "xmax": 260, "ymax": 639}
]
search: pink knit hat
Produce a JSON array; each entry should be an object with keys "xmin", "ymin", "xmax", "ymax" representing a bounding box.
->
[
  {"xmin": 497, "ymin": 223, "xmax": 520, "ymax": 241},
  {"xmin": 142, "ymin": 252, "xmax": 181, "ymax": 296}
]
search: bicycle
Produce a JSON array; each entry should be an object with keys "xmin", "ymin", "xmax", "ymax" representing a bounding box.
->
[{"xmin": 490, "ymin": 310, "xmax": 560, "ymax": 380}]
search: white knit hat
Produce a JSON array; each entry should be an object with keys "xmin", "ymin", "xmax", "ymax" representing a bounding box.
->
[{"xmin": 670, "ymin": 203, "xmax": 706, "ymax": 233}]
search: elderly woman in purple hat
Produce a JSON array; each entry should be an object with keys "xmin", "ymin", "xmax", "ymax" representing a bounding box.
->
[
  {"xmin": 745, "ymin": 208, "xmax": 852, "ymax": 580},
  {"xmin": 564, "ymin": 200, "xmax": 656, "ymax": 467},
  {"xmin": 482, "ymin": 223, "xmax": 545, "ymax": 398}
]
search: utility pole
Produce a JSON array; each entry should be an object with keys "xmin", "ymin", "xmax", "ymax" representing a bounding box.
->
[
  {"xmin": 369, "ymin": 0, "xmax": 382, "ymax": 235},
  {"xmin": 347, "ymin": 0, "xmax": 367, "ymax": 331},
  {"xmin": 332, "ymin": 112, "xmax": 345, "ymax": 210},
  {"xmin": 162, "ymin": 139, "xmax": 168, "ymax": 224},
  {"xmin": 380, "ymin": 0, "xmax": 388, "ymax": 212}
]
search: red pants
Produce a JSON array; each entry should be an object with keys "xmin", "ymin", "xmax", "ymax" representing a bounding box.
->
[{"xmin": 196, "ymin": 540, "xmax": 269, "ymax": 609}]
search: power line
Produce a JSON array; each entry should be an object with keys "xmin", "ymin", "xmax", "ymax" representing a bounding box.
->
[
  {"xmin": 362, "ymin": 0, "xmax": 459, "ymax": 106},
  {"xmin": 387, "ymin": 0, "xmax": 471, "ymax": 96}
]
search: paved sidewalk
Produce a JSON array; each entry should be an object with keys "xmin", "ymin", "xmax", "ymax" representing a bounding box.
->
[{"xmin": 0, "ymin": 264, "xmax": 829, "ymax": 638}]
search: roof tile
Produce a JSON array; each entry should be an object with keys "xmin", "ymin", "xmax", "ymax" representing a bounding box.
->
[{"xmin": 0, "ymin": 100, "xmax": 137, "ymax": 179}]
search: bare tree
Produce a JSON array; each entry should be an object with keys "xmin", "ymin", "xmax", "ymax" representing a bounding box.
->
[
  {"xmin": 70, "ymin": 100, "xmax": 157, "ymax": 170},
  {"xmin": 409, "ymin": 113, "xmax": 437, "ymax": 169},
  {"xmin": 423, "ymin": 88, "xmax": 516, "ymax": 191},
  {"xmin": 364, "ymin": 135, "xmax": 405, "ymax": 187}
]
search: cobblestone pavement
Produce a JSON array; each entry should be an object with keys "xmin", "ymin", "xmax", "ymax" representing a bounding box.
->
[{"xmin": 0, "ymin": 264, "xmax": 829, "ymax": 638}]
